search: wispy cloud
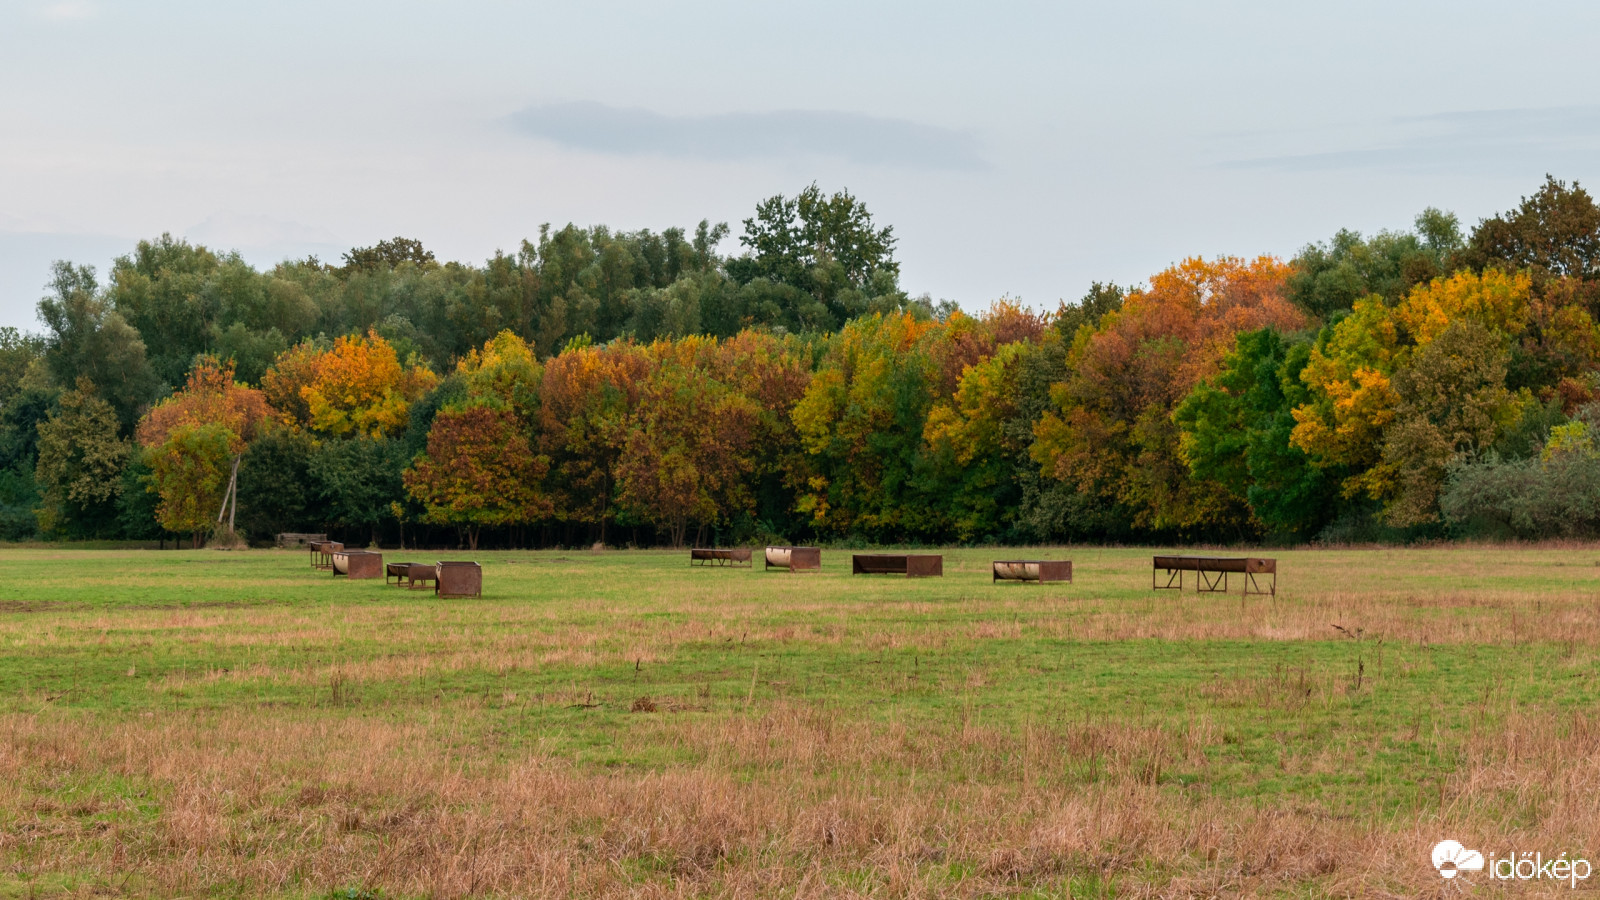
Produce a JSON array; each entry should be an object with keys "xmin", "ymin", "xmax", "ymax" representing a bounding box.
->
[
  {"xmin": 38, "ymin": 1, "xmax": 95, "ymax": 20},
  {"xmin": 506, "ymin": 102, "xmax": 985, "ymax": 171},
  {"xmin": 1220, "ymin": 105, "xmax": 1600, "ymax": 174}
]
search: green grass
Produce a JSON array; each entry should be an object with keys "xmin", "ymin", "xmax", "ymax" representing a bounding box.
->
[{"xmin": 1, "ymin": 544, "xmax": 1598, "ymax": 896}]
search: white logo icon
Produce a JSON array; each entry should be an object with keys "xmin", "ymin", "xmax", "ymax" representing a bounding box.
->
[{"xmin": 1433, "ymin": 840, "xmax": 1485, "ymax": 879}]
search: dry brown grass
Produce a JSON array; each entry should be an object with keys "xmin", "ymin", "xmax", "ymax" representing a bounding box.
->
[{"xmin": 2, "ymin": 694, "xmax": 1597, "ymax": 898}]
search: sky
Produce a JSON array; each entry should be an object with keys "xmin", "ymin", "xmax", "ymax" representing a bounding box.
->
[{"xmin": 2, "ymin": 0, "xmax": 1599, "ymax": 332}]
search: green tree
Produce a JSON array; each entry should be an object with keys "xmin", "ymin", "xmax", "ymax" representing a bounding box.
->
[
  {"xmin": 1174, "ymin": 328, "xmax": 1341, "ymax": 540},
  {"xmin": 727, "ymin": 185, "xmax": 905, "ymax": 331},
  {"xmin": 235, "ymin": 428, "xmax": 317, "ymax": 540},
  {"xmin": 36, "ymin": 262, "xmax": 159, "ymax": 431},
  {"xmin": 308, "ymin": 436, "xmax": 408, "ymax": 545},
  {"xmin": 34, "ymin": 379, "xmax": 132, "ymax": 537},
  {"xmin": 1286, "ymin": 209, "xmax": 1463, "ymax": 319}
]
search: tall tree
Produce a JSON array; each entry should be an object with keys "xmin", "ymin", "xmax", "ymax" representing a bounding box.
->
[
  {"xmin": 36, "ymin": 262, "xmax": 159, "ymax": 432},
  {"xmin": 404, "ymin": 406, "xmax": 550, "ymax": 549},
  {"xmin": 728, "ymin": 184, "xmax": 905, "ymax": 330},
  {"xmin": 1460, "ymin": 176, "xmax": 1600, "ymax": 304},
  {"xmin": 1031, "ymin": 256, "xmax": 1306, "ymax": 534},
  {"xmin": 145, "ymin": 423, "xmax": 234, "ymax": 547},
  {"xmin": 1174, "ymin": 328, "xmax": 1341, "ymax": 540},
  {"xmin": 34, "ymin": 379, "xmax": 132, "ymax": 537}
]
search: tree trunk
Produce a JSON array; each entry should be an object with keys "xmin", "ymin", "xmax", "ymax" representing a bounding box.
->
[{"xmin": 468, "ymin": 527, "xmax": 479, "ymax": 551}]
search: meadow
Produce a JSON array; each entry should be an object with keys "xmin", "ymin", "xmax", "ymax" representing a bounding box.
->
[{"xmin": 0, "ymin": 544, "xmax": 1598, "ymax": 898}]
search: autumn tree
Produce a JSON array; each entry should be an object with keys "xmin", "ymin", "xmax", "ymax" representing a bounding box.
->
[
  {"xmin": 145, "ymin": 423, "xmax": 235, "ymax": 547},
  {"xmin": 537, "ymin": 339, "xmax": 651, "ymax": 543},
  {"xmin": 298, "ymin": 332, "xmax": 437, "ymax": 438},
  {"xmin": 404, "ymin": 406, "xmax": 550, "ymax": 549},
  {"xmin": 1293, "ymin": 269, "xmax": 1531, "ymax": 514},
  {"xmin": 135, "ymin": 356, "xmax": 272, "ymax": 541},
  {"xmin": 1376, "ymin": 320, "xmax": 1520, "ymax": 526},
  {"xmin": 259, "ymin": 339, "xmax": 327, "ymax": 428},
  {"xmin": 1460, "ymin": 176, "xmax": 1600, "ymax": 308},
  {"xmin": 613, "ymin": 338, "xmax": 759, "ymax": 547},
  {"xmin": 1032, "ymin": 256, "xmax": 1306, "ymax": 534},
  {"xmin": 791, "ymin": 313, "xmax": 941, "ymax": 539},
  {"xmin": 454, "ymin": 330, "xmax": 542, "ymax": 423}
]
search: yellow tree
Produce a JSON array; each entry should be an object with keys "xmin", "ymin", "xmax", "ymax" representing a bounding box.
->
[
  {"xmin": 298, "ymin": 332, "xmax": 437, "ymax": 438},
  {"xmin": 1293, "ymin": 269, "xmax": 1532, "ymax": 510},
  {"xmin": 136, "ymin": 357, "xmax": 272, "ymax": 542}
]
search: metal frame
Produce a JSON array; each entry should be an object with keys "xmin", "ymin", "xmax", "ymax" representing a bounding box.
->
[
  {"xmin": 1152, "ymin": 556, "xmax": 1276, "ymax": 597},
  {"xmin": 435, "ymin": 561, "xmax": 482, "ymax": 599},
  {"xmin": 332, "ymin": 550, "xmax": 383, "ymax": 579},
  {"xmin": 690, "ymin": 548, "xmax": 752, "ymax": 568},
  {"xmin": 310, "ymin": 540, "xmax": 343, "ymax": 571}
]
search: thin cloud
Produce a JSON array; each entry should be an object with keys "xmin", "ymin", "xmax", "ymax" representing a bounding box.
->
[
  {"xmin": 506, "ymin": 102, "xmax": 986, "ymax": 171},
  {"xmin": 39, "ymin": 1, "xmax": 95, "ymax": 20},
  {"xmin": 1220, "ymin": 105, "xmax": 1600, "ymax": 174}
]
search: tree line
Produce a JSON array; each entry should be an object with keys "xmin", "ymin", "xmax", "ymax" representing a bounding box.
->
[{"xmin": 3, "ymin": 177, "xmax": 1600, "ymax": 548}]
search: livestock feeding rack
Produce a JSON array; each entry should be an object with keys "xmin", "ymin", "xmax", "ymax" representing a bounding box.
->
[{"xmin": 1152, "ymin": 555, "xmax": 1276, "ymax": 597}]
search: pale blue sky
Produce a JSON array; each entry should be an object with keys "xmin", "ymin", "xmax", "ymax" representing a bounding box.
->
[{"xmin": 2, "ymin": 0, "xmax": 1598, "ymax": 330}]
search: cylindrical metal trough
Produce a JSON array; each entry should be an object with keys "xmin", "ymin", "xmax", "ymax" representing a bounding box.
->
[
  {"xmin": 992, "ymin": 560, "xmax": 1072, "ymax": 584},
  {"xmin": 764, "ymin": 546, "xmax": 821, "ymax": 572},
  {"xmin": 332, "ymin": 549, "xmax": 382, "ymax": 579}
]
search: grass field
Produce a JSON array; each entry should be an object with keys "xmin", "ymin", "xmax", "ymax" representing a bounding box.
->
[{"xmin": 1, "ymin": 544, "xmax": 1598, "ymax": 898}]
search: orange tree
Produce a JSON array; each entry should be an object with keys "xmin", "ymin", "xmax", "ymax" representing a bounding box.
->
[
  {"xmin": 612, "ymin": 337, "xmax": 759, "ymax": 547},
  {"xmin": 706, "ymin": 330, "xmax": 812, "ymax": 536},
  {"xmin": 536, "ymin": 339, "xmax": 651, "ymax": 544}
]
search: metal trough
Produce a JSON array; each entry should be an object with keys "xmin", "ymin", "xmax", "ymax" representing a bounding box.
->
[
  {"xmin": 851, "ymin": 554, "xmax": 943, "ymax": 577},
  {"xmin": 764, "ymin": 546, "xmax": 821, "ymax": 572},
  {"xmin": 435, "ymin": 561, "xmax": 482, "ymax": 598},
  {"xmin": 690, "ymin": 548, "xmax": 752, "ymax": 568},
  {"xmin": 332, "ymin": 549, "xmax": 382, "ymax": 579},
  {"xmin": 992, "ymin": 560, "xmax": 1072, "ymax": 584},
  {"xmin": 309, "ymin": 540, "xmax": 343, "ymax": 570},
  {"xmin": 386, "ymin": 561, "xmax": 438, "ymax": 589},
  {"xmin": 1152, "ymin": 555, "xmax": 1275, "ymax": 596}
]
